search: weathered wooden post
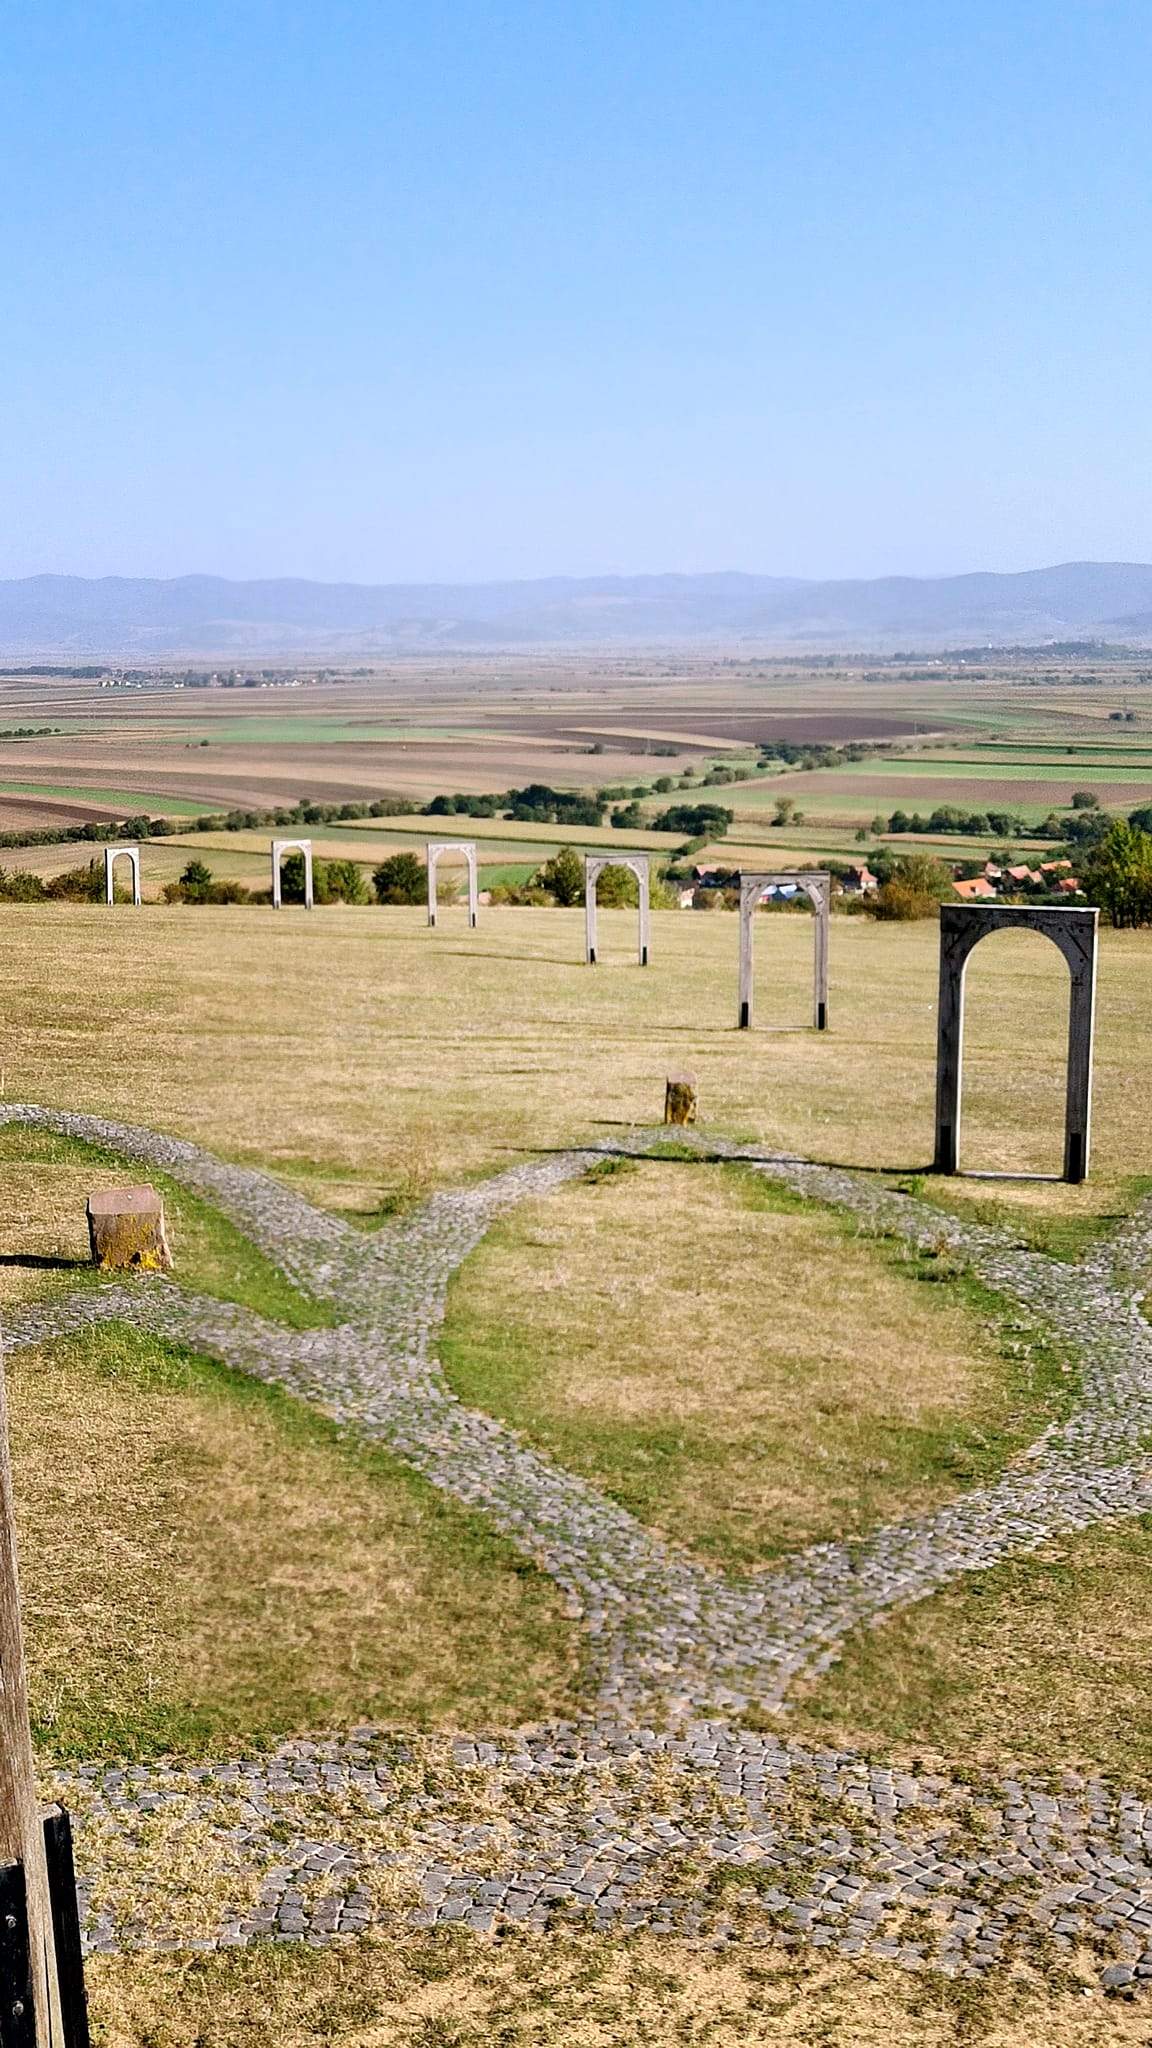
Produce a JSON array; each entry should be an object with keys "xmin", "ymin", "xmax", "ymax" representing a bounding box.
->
[
  {"xmin": 0, "ymin": 1345, "xmax": 62, "ymax": 2048},
  {"xmin": 0, "ymin": 1336, "xmax": 89, "ymax": 2047}
]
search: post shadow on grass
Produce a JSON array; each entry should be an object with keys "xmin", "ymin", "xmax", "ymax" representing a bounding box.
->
[{"xmin": 0, "ymin": 1254, "xmax": 89, "ymax": 1271}]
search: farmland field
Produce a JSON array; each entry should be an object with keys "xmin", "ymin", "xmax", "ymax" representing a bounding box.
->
[{"xmin": 1, "ymin": 653, "xmax": 1151, "ymax": 874}]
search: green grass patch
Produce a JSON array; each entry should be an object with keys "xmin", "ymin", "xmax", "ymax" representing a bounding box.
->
[
  {"xmin": 0, "ymin": 1126, "xmax": 336, "ymax": 1328},
  {"xmin": 15, "ymin": 1322, "xmax": 580, "ymax": 1760},
  {"xmin": 779, "ymin": 1516, "xmax": 1152, "ymax": 1787},
  {"xmin": 439, "ymin": 1160, "xmax": 1076, "ymax": 1569},
  {"xmin": 887, "ymin": 1171, "xmax": 1152, "ymax": 1261}
]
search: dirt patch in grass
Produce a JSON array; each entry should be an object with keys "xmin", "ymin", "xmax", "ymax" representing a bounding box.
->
[
  {"xmin": 439, "ymin": 1161, "xmax": 1071, "ymax": 1566},
  {"xmin": 779, "ymin": 1516, "xmax": 1152, "ymax": 1786},
  {"xmin": 11, "ymin": 1325, "xmax": 579, "ymax": 1759},
  {"xmin": 86, "ymin": 1928, "xmax": 1152, "ymax": 2047}
]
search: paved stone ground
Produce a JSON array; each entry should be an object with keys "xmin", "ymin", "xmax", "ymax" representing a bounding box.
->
[{"xmin": 5, "ymin": 1104, "xmax": 1152, "ymax": 1988}]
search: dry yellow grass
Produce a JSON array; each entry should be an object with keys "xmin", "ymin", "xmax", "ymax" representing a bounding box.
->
[
  {"xmin": 0, "ymin": 906, "xmax": 1148, "ymax": 1229},
  {"xmin": 440, "ymin": 1161, "xmax": 1067, "ymax": 1563},
  {"xmin": 779, "ymin": 1516, "xmax": 1152, "ymax": 1785},
  {"xmin": 85, "ymin": 1930, "xmax": 1152, "ymax": 2047},
  {"xmin": 10, "ymin": 1326, "xmax": 578, "ymax": 1758}
]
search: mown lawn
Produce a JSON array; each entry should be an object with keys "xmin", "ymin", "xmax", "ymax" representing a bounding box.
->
[
  {"xmin": 440, "ymin": 1158, "xmax": 1073, "ymax": 1565},
  {"xmin": 12, "ymin": 1323, "xmax": 579, "ymax": 1760},
  {"xmin": 776, "ymin": 1515, "xmax": 1152, "ymax": 1788},
  {"xmin": 0, "ymin": 904, "xmax": 1149, "ymax": 1217}
]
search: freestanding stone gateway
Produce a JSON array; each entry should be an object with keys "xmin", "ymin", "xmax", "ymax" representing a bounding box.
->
[
  {"xmin": 426, "ymin": 842, "xmax": 479, "ymax": 928},
  {"xmin": 738, "ymin": 872, "xmax": 830, "ymax": 1029},
  {"xmin": 104, "ymin": 845, "xmax": 142, "ymax": 906},
  {"xmin": 87, "ymin": 1186, "xmax": 173, "ymax": 1271},
  {"xmin": 584, "ymin": 855, "xmax": 650, "ymax": 966},
  {"xmin": 271, "ymin": 839, "xmax": 314, "ymax": 910},
  {"xmin": 934, "ymin": 903, "xmax": 1099, "ymax": 1183}
]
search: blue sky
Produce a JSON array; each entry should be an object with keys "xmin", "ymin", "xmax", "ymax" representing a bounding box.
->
[{"xmin": 3, "ymin": 0, "xmax": 1151, "ymax": 582}]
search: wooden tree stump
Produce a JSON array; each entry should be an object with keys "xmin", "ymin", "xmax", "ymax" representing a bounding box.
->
[
  {"xmin": 87, "ymin": 1187, "xmax": 172, "ymax": 1271},
  {"xmin": 664, "ymin": 1073, "xmax": 698, "ymax": 1126}
]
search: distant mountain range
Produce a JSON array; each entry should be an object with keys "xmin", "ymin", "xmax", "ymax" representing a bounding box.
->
[{"xmin": 4, "ymin": 562, "xmax": 1152, "ymax": 656}]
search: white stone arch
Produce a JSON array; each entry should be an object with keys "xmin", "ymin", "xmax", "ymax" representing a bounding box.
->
[
  {"xmin": 934, "ymin": 904, "xmax": 1099, "ymax": 1184},
  {"xmin": 738, "ymin": 871, "xmax": 830, "ymax": 1030},
  {"xmin": 426, "ymin": 841, "xmax": 478, "ymax": 929},
  {"xmin": 104, "ymin": 844, "xmax": 142, "ymax": 906},
  {"xmin": 271, "ymin": 838, "xmax": 314, "ymax": 910},
  {"xmin": 584, "ymin": 855, "xmax": 650, "ymax": 966}
]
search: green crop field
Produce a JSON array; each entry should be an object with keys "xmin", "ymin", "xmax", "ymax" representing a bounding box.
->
[{"xmin": 0, "ymin": 780, "xmax": 218, "ymax": 813}]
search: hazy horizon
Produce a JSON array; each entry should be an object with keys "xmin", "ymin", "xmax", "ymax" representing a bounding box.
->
[
  {"xmin": 3, "ymin": 560, "xmax": 1152, "ymax": 657},
  {"xmin": 7, "ymin": 557, "xmax": 1152, "ymax": 591}
]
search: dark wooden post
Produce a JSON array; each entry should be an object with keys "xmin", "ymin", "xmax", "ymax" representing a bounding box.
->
[
  {"xmin": 933, "ymin": 914, "xmax": 965, "ymax": 1173},
  {"xmin": 0, "ymin": 1343, "xmax": 62, "ymax": 2048}
]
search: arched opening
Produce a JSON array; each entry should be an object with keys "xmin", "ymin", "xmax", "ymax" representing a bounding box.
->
[
  {"xmin": 584, "ymin": 857, "xmax": 650, "ymax": 966},
  {"xmin": 104, "ymin": 845, "xmax": 141, "ymax": 906},
  {"xmin": 271, "ymin": 839, "xmax": 314, "ymax": 910},
  {"xmin": 426, "ymin": 842, "xmax": 478, "ymax": 929},
  {"xmin": 738, "ymin": 873, "xmax": 830, "ymax": 1030},
  {"xmin": 958, "ymin": 929, "xmax": 1070, "ymax": 1175},
  {"xmin": 934, "ymin": 905, "xmax": 1098, "ymax": 1183}
]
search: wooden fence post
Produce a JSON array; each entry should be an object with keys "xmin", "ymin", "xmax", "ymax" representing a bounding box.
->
[{"xmin": 0, "ymin": 1341, "xmax": 62, "ymax": 2048}]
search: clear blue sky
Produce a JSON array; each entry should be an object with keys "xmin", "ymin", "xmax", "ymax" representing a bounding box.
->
[{"xmin": 4, "ymin": 0, "xmax": 1150, "ymax": 584}]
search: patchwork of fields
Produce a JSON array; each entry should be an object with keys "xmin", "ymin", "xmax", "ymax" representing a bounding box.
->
[{"xmin": 1, "ymin": 656, "xmax": 1151, "ymax": 874}]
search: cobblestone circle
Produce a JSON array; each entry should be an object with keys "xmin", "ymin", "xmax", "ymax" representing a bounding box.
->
[{"xmin": 5, "ymin": 1103, "xmax": 1152, "ymax": 1989}]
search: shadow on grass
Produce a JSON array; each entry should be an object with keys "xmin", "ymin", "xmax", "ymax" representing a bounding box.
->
[{"xmin": 0, "ymin": 1252, "xmax": 89, "ymax": 1271}]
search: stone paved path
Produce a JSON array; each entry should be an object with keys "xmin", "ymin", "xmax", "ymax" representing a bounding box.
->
[{"xmin": 5, "ymin": 1104, "xmax": 1152, "ymax": 1987}]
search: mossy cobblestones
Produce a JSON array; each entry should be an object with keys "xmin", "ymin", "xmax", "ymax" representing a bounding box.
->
[{"xmin": 4, "ymin": 1104, "xmax": 1152, "ymax": 1989}]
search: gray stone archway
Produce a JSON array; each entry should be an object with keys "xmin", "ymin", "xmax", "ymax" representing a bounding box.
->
[
  {"xmin": 104, "ymin": 844, "xmax": 142, "ymax": 906},
  {"xmin": 584, "ymin": 856, "xmax": 650, "ymax": 966},
  {"xmin": 426, "ymin": 841, "xmax": 478, "ymax": 929},
  {"xmin": 738, "ymin": 872, "xmax": 830, "ymax": 1030},
  {"xmin": 271, "ymin": 839, "xmax": 314, "ymax": 910},
  {"xmin": 934, "ymin": 904, "xmax": 1099, "ymax": 1183}
]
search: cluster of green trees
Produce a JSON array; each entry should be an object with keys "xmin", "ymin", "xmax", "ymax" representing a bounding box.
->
[
  {"xmin": 884, "ymin": 804, "xmax": 1029, "ymax": 838},
  {"xmin": 771, "ymin": 797, "xmax": 806, "ymax": 827},
  {"xmin": 162, "ymin": 860, "xmax": 250, "ymax": 905},
  {"xmin": 425, "ymin": 783, "xmax": 606, "ymax": 826},
  {"xmin": 757, "ymin": 739, "xmax": 879, "ymax": 769},
  {"xmin": 486, "ymin": 846, "xmax": 675, "ymax": 910},
  {"xmin": 1081, "ymin": 820, "xmax": 1152, "ymax": 928},
  {"xmin": 649, "ymin": 802, "xmax": 733, "ymax": 836},
  {"xmin": 864, "ymin": 853, "xmax": 955, "ymax": 921},
  {"xmin": 0, "ymin": 860, "xmax": 108, "ymax": 902}
]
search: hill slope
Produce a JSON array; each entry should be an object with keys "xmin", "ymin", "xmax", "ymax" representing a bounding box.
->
[{"xmin": 2, "ymin": 562, "xmax": 1152, "ymax": 654}]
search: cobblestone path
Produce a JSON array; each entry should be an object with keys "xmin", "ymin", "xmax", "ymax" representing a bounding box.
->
[{"xmin": 5, "ymin": 1104, "xmax": 1152, "ymax": 1986}]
